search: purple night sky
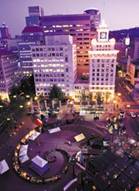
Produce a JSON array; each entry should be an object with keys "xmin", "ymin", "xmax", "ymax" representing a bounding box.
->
[{"xmin": 0, "ymin": 0, "xmax": 139, "ymax": 36}]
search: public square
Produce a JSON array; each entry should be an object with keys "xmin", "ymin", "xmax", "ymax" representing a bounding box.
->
[{"xmin": 0, "ymin": 111, "xmax": 139, "ymax": 191}]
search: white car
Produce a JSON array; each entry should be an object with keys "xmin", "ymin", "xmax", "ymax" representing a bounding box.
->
[
  {"xmin": 119, "ymin": 111, "xmax": 126, "ymax": 119},
  {"xmin": 130, "ymin": 112, "xmax": 136, "ymax": 118}
]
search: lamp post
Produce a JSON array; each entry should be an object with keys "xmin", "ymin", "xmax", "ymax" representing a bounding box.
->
[{"xmin": 69, "ymin": 157, "xmax": 76, "ymax": 178}]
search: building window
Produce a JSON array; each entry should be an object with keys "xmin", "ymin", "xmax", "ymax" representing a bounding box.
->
[{"xmin": 65, "ymin": 56, "xmax": 68, "ymax": 62}]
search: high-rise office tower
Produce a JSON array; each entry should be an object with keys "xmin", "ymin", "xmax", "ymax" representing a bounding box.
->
[
  {"xmin": 40, "ymin": 9, "xmax": 101, "ymax": 77},
  {"xmin": 89, "ymin": 21, "xmax": 119, "ymax": 102},
  {"xmin": 26, "ymin": 6, "xmax": 44, "ymax": 26},
  {"xmin": 32, "ymin": 34, "xmax": 76, "ymax": 96},
  {"xmin": 18, "ymin": 26, "xmax": 45, "ymax": 76},
  {"xmin": 25, "ymin": 7, "xmax": 101, "ymax": 78}
]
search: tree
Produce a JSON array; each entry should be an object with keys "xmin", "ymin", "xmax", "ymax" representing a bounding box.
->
[
  {"xmin": 106, "ymin": 92, "xmax": 111, "ymax": 103},
  {"xmin": 10, "ymin": 75, "xmax": 35, "ymax": 99},
  {"xmin": 96, "ymin": 92, "xmax": 103, "ymax": 105},
  {"xmin": 49, "ymin": 85, "xmax": 65, "ymax": 101},
  {"xmin": 81, "ymin": 92, "xmax": 86, "ymax": 105}
]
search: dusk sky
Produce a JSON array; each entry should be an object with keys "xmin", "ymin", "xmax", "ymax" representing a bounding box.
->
[{"xmin": 0, "ymin": 0, "xmax": 139, "ymax": 36}]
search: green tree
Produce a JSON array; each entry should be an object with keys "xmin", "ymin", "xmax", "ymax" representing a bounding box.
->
[
  {"xmin": 96, "ymin": 92, "xmax": 103, "ymax": 105},
  {"xmin": 81, "ymin": 92, "xmax": 86, "ymax": 105},
  {"xmin": 49, "ymin": 85, "xmax": 65, "ymax": 101},
  {"xmin": 10, "ymin": 75, "xmax": 35, "ymax": 98}
]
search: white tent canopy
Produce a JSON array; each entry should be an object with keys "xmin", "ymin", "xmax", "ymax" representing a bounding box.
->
[
  {"xmin": 31, "ymin": 155, "xmax": 48, "ymax": 168},
  {"xmin": 29, "ymin": 131, "xmax": 41, "ymax": 141},
  {"xmin": 19, "ymin": 145, "xmax": 28, "ymax": 156},
  {"xmin": 19, "ymin": 144, "xmax": 29, "ymax": 163},
  {"xmin": 48, "ymin": 127, "xmax": 61, "ymax": 134},
  {"xmin": 19, "ymin": 155, "xmax": 29, "ymax": 163},
  {"xmin": 0, "ymin": 160, "xmax": 9, "ymax": 175}
]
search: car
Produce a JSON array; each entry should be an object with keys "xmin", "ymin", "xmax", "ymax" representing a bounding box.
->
[
  {"xmin": 106, "ymin": 118, "xmax": 111, "ymax": 123},
  {"xmin": 112, "ymin": 116, "xmax": 117, "ymax": 123},
  {"xmin": 94, "ymin": 116, "xmax": 99, "ymax": 120},
  {"xmin": 119, "ymin": 111, "xmax": 126, "ymax": 119},
  {"xmin": 130, "ymin": 112, "xmax": 136, "ymax": 118}
]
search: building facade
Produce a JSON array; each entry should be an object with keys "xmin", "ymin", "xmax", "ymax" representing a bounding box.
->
[
  {"xmin": 0, "ymin": 50, "xmax": 18, "ymax": 100},
  {"xmin": 18, "ymin": 26, "xmax": 45, "ymax": 76},
  {"xmin": 89, "ymin": 21, "xmax": 119, "ymax": 102},
  {"xmin": 32, "ymin": 34, "xmax": 77, "ymax": 96},
  {"xmin": 25, "ymin": 7, "xmax": 101, "ymax": 77},
  {"xmin": 132, "ymin": 38, "xmax": 139, "ymax": 61},
  {"xmin": 26, "ymin": 6, "xmax": 44, "ymax": 27},
  {"xmin": 0, "ymin": 23, "xmax": 11, "ymax": 39}
]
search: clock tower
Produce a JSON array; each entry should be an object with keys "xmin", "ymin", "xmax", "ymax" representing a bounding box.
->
[
  {"xmin": 89, "ymin": 20, "xmax": 119, "ymax": 103},
  {"xmin": 97, "ymin": 20, "xmax": 109, "ymax": 42}
]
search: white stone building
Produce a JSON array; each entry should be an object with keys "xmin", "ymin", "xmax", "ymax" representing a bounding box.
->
[
  {"xmin": 32, "ymin": 34, "xmax": 77, "ymax": 96},
  {"xmin": 89, "ymin": 21, "xmax": 119, "ymax": 102}
]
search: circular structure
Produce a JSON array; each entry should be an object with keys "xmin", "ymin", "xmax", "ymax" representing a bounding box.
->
[{"xmin": 13, "ymin": 127, "xmax": 70, "ymax": 184}]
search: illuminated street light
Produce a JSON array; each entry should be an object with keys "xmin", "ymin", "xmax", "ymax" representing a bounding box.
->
[
  {"xmin": 26, "ymin": 95, "xmax": 30, "ymax": 98},
  {"xmin": 19, "ymin": 105, "xmax": 24, "ymax": 109},
  {"xmin": 118, "ymin": 70, "xmax": 123, "ymax": 77},
  {"xmin": 7, "ymin": 118, "xmax": 11, "ymax": 121},
  {"xmin": 0, "ymin": 105, "xmax": 3, "ymax": 108},
  {"xmin": 117, "ymin": 93, "xmax": 121, "ymax": 97},
  {"xmin": 34, "ymin": 96, "xmax": 38, "ymax": 101},
  {"xmin": 92, "ymin": 185, "xmax": 97, "ymax": 190},
  {"xmin": 13, "ymin": 95, "xmax": 17, "ymax": 98},
  {"xmin": 27, "ymin": 101, "xmax": 31, "ymax": 106},
  {"xmin": 126, "ymin": 104, "xmax": 131, "ymax": 108}
]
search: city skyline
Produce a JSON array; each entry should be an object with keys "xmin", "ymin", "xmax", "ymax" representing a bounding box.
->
[{"xmin": 0, "ymin": 0, "xmax": 139, "ymax": 36}]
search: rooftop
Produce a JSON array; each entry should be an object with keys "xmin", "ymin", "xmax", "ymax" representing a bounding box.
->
[{"xmin": 22, "ymin": 26, "xmax": 43, "ymax": 34}]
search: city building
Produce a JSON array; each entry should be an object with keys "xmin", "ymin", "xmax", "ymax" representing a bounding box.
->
[
  {"xmin": 0, "ymin": 23, "xmax": 11, "ymax": 39},
  {"xmin": 0, "ymin": 50, "xmax": 18, "ymax": 100},
  {"xmin": 0, "ymin": 38, "xmax": 20, "ymax": 51},
  {"xmin": 127, "ymin": 57, "xmax": 139, "ymax": 88},
  {"xmin": 18, "ymin": 26, "xmax": 45, "ymax": 76},
  {"xmin": 32, "ymin": 34, "xmax": 77, "ymax": 96},
  {"xmin": 40, "ymin": 10, "xmax": 100, "ymax": 77},
  {"xmin": 131, "ymin": 38, "xmax": 139, "ymax": 61},
  {"xmin": 26, "ymin": 6, "xmax": 44, "ymax": 26},
  {"xmin": 89, "ymin": 21, "xmax": 119, "ymax": 102},
  {"xmin": 26, "ymin": 7, "xmax": 101, "ymax": 77}
]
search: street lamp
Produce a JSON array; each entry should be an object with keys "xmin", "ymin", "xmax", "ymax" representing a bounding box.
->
[
  {"xmin": 117, "ymin": 93, "xmax": 121, "ymax": 97},
  {"xmin": 13, "ymin": 95, "xmax": 17, "ymax": 98},
  {"xmin": 25, "ymin": 95, "xmax": 30, "ymax": 99},
  {"xmin": 19, "ymin": 105, "xmax": 24, "ymax": 109},
  {"xmin": 26, "ymin": 101, "xmax": 31, "ymax": 106},
  {"xmin": 126, "ymin": 104, "xmax": 131, "ymax": 109},
  {"xmin": 34, "ymin": 96, "xmax": 38, "ymax": 101}
]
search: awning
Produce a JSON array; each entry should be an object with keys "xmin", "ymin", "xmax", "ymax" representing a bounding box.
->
[{"xmin": 0, "ymin": 160, "xmax": 9, "ymax": 175}]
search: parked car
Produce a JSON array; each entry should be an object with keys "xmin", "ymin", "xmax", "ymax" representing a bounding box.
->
[
  {"xmin": 119, "ymin": 111, "xmax": 126, "ymax": 119},
  {"xmin": 130, "ymin": 112, "xmax": 136, "ymax": 118}
]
